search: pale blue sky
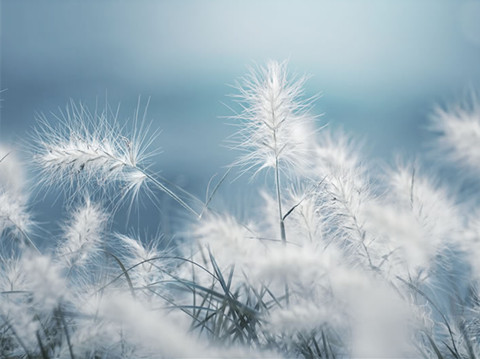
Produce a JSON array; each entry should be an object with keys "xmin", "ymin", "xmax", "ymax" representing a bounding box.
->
[{"xmin": 1, "ymin": 0, "xmax": 480, "ymax": 186}]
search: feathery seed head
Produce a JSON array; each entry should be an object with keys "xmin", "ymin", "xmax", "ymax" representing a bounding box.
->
[
  {"xmin": 388, "ymin": 163, "xmax": 460, "ymax": 247},
  {"xmin": 231, "ymin": 61, "xmax": 318, "ymax": 177},
  {"xmin": 117, "ymin": 233, "xmax": 170, "ymax": 291},
  {"xmin": 430, "ymin": 92, "xmax": 480, "ymax": 172},
  {"xmin": 313, "ymin": 131, "xmax": 374, "ymax": 260},
  {"xmin": 281, "ymin": 185, "xmax": 325, "ymax": 245},
  {"xmin": 57, "ymin": 197, "xmax": 108, "ymax": 269},
  {"xmin": 32, "ymin": 101, "xmax": 154, "ymax": 199},
  {"xmin": 363, "ymin": 201, "xmax": 429, "ymax": 276},
  {"xmin": 314, "ymin": 130, "xmax": 364, "ymax": 180}
]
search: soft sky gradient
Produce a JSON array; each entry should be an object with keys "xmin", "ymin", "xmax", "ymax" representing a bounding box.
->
[{"xmin": 1, "ymin": 0, "xmax": 480, "ymax": 196}]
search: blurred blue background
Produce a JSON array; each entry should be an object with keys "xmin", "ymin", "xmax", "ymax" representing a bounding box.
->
[{"xmin": 1, "ymin": 0, "xmax": 480, "ymax": 236}]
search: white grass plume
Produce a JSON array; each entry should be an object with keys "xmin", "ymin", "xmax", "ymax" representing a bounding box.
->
[
  {"xmin": 362, "ymin": 201, "xmax": 429, "ymax": 278},
  {"xmin": 3, "ymin": 62, "xmax": 480, "ymax": 359},
  {"xmin": 430, "ymin": 92, "xmax": 480, "ymax": 172},
  {"xmin": 313, "ymin": 130, "xmax": 375, "ymax": 266},
  {"xmin": 230, "ymin": 60, "xmax": 318, "ymax": 177},
  {"xmin": 56, "ymin": 197, "xmax": 108, "ymax": 269},
  {"xmin": 117, "ymin": 233, "xmax": 171, "ymax": 295},
  {"xmin": 33, "ymin": 101, "xmax": 153, "ymax": 200},
  {"xmin": 33, "ymin": 101, "xmax": 200, "ymax": 217},
  {"xmin": 388, "ymin": 162, "xmax": 461, "ymax": 250},
  {"xmin": 281, "ymin": 184, "xmax": 325, "ymax": 245}
]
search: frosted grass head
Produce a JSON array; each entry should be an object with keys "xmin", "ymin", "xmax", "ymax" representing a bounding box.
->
[
  {"xmin": 230, "ymin": 60, "xmax": 318, "ymax": 178},
  {"xmin": 31, "ymin": 100, "xmax": 158, "ymax": 202},
  {"xmin": 430, "ymin": 91, "xmax": 480, "ymax": 173}
]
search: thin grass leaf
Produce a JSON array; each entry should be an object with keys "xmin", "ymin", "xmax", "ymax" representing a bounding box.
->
[
  {"xmin": 322, "ymin": 330, "xmax": 329, "ymax": 359},
  {"xmin": 105, "ymin": 251, "xmax": 136, "ymax": 299},
  {"xmin": 36, "ymin": 331, "xmax": 49, "ymax": 359},
  {"xmin": 427, "ymin": 334, "xmax": 445, "ymax": 359}
]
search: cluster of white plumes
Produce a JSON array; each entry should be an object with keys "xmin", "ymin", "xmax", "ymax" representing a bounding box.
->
[{"xmin": 1, "ymin": 62, "xmax": 480, "ymax": 358}]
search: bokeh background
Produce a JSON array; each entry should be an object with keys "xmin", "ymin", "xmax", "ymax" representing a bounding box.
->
[{"xmin": 1, "ymin": 0, "xmax": 480, "ymax": 236}]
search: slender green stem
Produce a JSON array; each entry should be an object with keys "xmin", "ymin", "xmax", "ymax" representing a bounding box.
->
[
  {"xmin": 271, "ymin": 102, "xmax": 289, "ymax": 306},
  {"xmin": 275, "ymin": 156, "xmax": 286, "ymax": 244},
  {"xmin": 57, "ymin": 305, "xmax": 75, "ymax": 359}
]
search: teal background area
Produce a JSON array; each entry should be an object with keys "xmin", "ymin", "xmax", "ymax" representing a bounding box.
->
[{"xmin": 1, "ymin": 0, "xmax": 480, "ymax": 236}]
